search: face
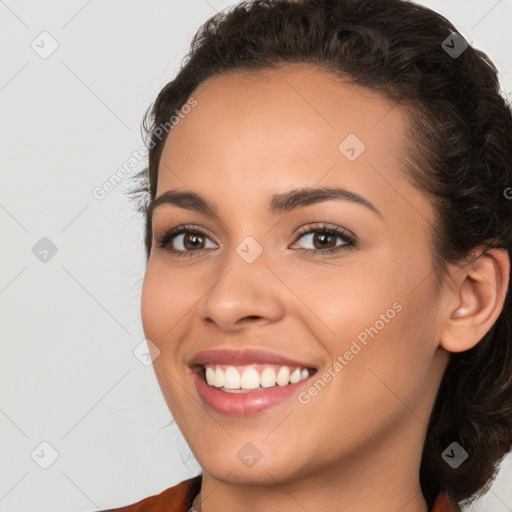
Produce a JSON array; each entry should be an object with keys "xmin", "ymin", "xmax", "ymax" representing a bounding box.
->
[{"xmin": 141, "ymin": 64, "xmax": 451, "ymax": 486}]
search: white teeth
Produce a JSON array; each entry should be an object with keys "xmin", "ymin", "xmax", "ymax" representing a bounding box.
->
[
  {"xmin": 290, "ymin": 368, "xmax": 301, "ymax": 384},
  {"xmin": 240, "ymin": 367, "xmax": 261, "ymax": 389},
  {"xmin": 260, "ymin": 367, "xmax": 276, "ymax": 388},
  {"xmin": 202, "ymin": 363, "xmax": 313, "ymax": 391},
  {"xmin": 214, "ymin": 367, "xmax": 224, "ymax": 388},
  {"xmin": 205, "ymin": 367, "xmax": 215, "ymax": 386},
  {"xmin": 224, "ymin": 366, "xmax": 241, "ymax": 389},
  {"xmin": 276, "ymin": 366, "xmax": 290, "ymax": 386}
]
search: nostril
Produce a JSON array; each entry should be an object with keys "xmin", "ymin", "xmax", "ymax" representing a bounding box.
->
[{"xmin": 240, "ymin": 315, "xmax": 263, "ymax": 323}]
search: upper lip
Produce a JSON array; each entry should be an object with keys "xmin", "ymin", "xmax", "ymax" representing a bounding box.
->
[{"xmin": 189, "ymin": 348, "xmax": 317, "ymax": 369}]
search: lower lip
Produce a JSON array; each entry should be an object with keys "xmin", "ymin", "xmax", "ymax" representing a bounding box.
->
[{"xmin": 193, "ymin": 369, "xmax": 313, "ymax": 415}]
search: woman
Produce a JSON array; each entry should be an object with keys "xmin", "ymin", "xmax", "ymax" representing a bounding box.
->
[{"xmin": 106, "ymin": 0, "xmax": 512, "ymax": 510}]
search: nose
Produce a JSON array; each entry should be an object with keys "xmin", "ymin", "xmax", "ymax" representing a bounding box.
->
[{"xmin": 195, "ymin": 254, "xmax": 286, "ymax": 332}]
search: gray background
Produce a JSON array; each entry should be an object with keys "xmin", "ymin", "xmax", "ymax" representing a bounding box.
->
[{"xmin": 0, "ymin": 1, "xmax": 511, "ymax": 511}]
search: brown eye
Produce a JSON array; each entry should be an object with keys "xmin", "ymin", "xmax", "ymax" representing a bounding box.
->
[
  {"xmin": 182, "ymin": 232, "xmax": 205, "ymax": 250},
  {"xmin": 290, "ymin": 224, "xmax": 357, "ymax": 255},
  {"xmin": 311, "ymin": 232, "xmax": 337, "ymax": 250},
  {"xmin": 157, "ymin": 225, "xmax": 217, "ymax": 254}
]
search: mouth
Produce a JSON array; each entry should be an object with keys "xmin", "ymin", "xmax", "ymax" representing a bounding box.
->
[
  {"xmin": 195, "ymin": 363, "xmax": 317, "ymax": 393},
  {"xmin": 188, "ymin": 348, "xmax": 318, "ymax": 415}
]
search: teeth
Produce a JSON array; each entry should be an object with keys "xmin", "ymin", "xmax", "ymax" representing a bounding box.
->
[
  {"xmin": 205, "ymin": 367, "xmax": 215, "ymax": 386},
  {"xmin": 240, "ymin": 367, "xmax": 260, "ymax": 389},
  {"xmin": 260, "ymin": 367, "xmax": 276, "ymax": 388},
  {"xmin": 214, "ymin": 367, "xmax": 224, "ymax": 388},
  {"xmin": 276, "ymin": 366, "xmax": 290, "ymax": 386},
  {"xmin": 290, "ymin": 368, "xmax": 301, "ymax": 384},
  {"xmin": 202, "ymin": 363, "xmax": 313, "ymax": 391},
  {"xmin": 224, "ymin": 366, "xmax": 240, "ymax": 389}
]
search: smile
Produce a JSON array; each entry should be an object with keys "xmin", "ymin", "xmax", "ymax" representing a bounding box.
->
[
  {"xmin": 189, "ymin": 348, "xmax": 318, "ymax": 415},
  {"xmin": 202, "ymin": 363, "xmax": 314, "ymax": 392}
]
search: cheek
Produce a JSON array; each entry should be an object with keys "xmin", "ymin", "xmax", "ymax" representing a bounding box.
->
[
  {"xmin": 140, "ymin": 264, "xmax": 187, "ymax": 344},
  {"xmin": 286, "ymin": 258, "xmax": 396, "ymax": 347},
  {"xmin": 304, "ymin": 252, "xmax": 438, "ymax": 397},
  {"xmin": 140, "ymin": 268, "xmax": 163, "ymax": 341},
  {"xmin": 332, "ymin": 277, "xmax": 441, "ymax": 419},
  {"xmin": 140, "ymin": 265, "xmax": 195, "ymax": 412}
]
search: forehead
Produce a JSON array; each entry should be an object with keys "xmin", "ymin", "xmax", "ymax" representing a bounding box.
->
[
  {"xmin": 163, "ymin": 64, "xmax": 404, "ymax": 157},
  {"xmin": 156, "ymin": 64, "xmax": 431, "ymax": 228}
]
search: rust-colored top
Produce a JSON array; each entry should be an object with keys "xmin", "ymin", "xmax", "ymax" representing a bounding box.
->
[{"xmin": 102, "ymin": 475, "xmax": 461, "ymax": 511}]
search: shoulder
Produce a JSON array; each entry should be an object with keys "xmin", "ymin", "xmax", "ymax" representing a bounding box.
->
[{"xmin": 101, "ymin": 474, "xmax": 202, "ymax": 512}]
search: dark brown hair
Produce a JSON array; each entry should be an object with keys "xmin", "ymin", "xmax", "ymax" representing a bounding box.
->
[{"xmin": 130, "ymin": 0, "xmax": 512, "ymax": 508}]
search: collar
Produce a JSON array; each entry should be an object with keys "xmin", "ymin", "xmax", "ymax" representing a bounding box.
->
[{"xmin": 430, "ymin": 487, "xmax": 462, "ymax": 512}]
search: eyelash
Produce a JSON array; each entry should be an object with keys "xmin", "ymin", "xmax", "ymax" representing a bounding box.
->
[{"xmin": 156, "ymin": 223, "xmax": 357, "ymax": 258}]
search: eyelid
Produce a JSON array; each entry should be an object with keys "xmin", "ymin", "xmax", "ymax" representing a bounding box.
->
[
  {"xmin": 290, "ymin": 223, "xmax": 357, "ymax": 254},
  {"xmin": 155, "ymin": 223, "xmax": 218, "ymax": 250},
  {"xmin": 156, "ymin": 222, "xmax": 357, "ymax": 255},
  {"xmin": 294, "ymin": 222, "xmax": 356, "ymax": 242}
]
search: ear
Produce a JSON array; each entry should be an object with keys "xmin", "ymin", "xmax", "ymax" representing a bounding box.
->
[{"xmin": 439, "ymin": 247, "xmax": 510, "ymax": 353}]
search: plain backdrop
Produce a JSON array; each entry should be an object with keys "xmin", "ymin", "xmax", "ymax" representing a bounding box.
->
[{"xmin": 1, "ymin": 1, "xmax": 511, "ymax": 511}]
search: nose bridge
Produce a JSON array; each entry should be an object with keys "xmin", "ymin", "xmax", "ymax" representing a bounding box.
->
[{"xmin": 196, "ymin": 235, "xmax": 285, "ymax": 328}]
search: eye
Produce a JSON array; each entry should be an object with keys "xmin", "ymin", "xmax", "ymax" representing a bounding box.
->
[
  {"xmin": 156, "ymin": 222, "xmax": 357, "ymax": 257},
  {"xmin": 156, "ymin": 224, "xmax": 217, "ymax": 256},
  {"xmin": 290, "ymin": 223, "xmax": 357, "ymax": 255}
]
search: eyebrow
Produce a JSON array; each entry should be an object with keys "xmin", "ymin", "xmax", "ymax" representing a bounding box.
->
[{"xmin": 147, "ymin": 186, "xmax": 383, "ymax": 221}]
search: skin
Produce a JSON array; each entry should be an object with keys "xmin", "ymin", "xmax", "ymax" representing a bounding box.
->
[{"xmin": 140, "ymin": 64, "xmax": 510, "ymax": 512}]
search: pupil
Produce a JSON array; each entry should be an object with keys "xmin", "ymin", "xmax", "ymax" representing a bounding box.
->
[
  {"xmin": 186, "ymin": 234, "xmax": 203, "ymax": 249},
  {"xmin": 316, "ymin": 233, "xmax": 334, "ymax": 248}
]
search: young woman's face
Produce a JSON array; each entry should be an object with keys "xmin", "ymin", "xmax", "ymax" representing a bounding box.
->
[{"xmin": 141, "ymin": 64, "xmax": 452, "ymax": 486}]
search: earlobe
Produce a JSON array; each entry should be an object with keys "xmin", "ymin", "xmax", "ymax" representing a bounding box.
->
[{"xmin": 439, "ymin": 248, "xmax": 510, "ymax": 353}]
